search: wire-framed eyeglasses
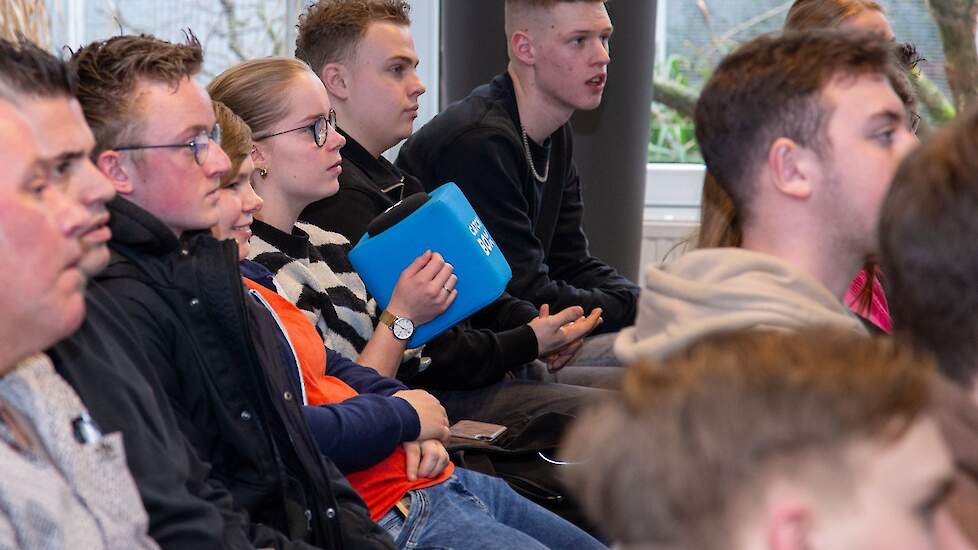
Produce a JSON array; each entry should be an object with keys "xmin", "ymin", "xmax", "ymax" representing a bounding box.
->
[
  {"xmin": 115, "ymin": 124, "xmax": 222, "ymax": 167},
  {"xmin": 255, "ymin": 109, "xmax": 337, "ymax": 148}
]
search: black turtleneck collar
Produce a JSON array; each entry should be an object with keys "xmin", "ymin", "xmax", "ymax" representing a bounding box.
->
[{"xmin": 250, "ymin": 219, "xmax": 311, "ymax": 260}]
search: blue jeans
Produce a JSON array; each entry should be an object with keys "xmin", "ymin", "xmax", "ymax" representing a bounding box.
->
[{"xmin": 377, "ymin": 468, "xmax": 606, "ymax": 549}]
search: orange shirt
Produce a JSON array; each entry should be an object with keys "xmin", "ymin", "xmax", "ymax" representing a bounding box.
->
[{"xmin": 244, "ymin": 277, "xmax": 453, "ymax": 520}]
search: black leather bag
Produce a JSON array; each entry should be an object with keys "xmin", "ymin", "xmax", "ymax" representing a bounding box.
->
[{"xmin": 446, "ymin": 412, "xmax": 598, "ymax": 534}]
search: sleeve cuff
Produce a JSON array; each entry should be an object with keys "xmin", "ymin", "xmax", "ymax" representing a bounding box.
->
[
  {"xmin": 391, "ymin": 396, "xmax": 421, "ymax": 441},
  {"xmin": 496, "ymin": 325, "xmax": 539, "ymax": 370}
]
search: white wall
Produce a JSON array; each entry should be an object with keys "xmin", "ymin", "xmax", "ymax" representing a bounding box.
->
[
  {"xmin": 383, "ymin": 0, "xmax": 440, "ymax": 161},
  {"xmin": 409, "ymin": 0, "xmax": 440, "ymax": 132},
  {"xmin": 640, "ymin": 163, "xmax": 704, "ymax": 269}
]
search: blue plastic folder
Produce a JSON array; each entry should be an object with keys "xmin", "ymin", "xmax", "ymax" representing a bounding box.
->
[{"xmin": 348, "ymin": 182, "xmax": 513, "ymax": 348}]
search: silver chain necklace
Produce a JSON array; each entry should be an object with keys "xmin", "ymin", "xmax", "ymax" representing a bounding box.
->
[{"xmin": 521, "ymin": 125, "xmax": 550, "ymax": 182}]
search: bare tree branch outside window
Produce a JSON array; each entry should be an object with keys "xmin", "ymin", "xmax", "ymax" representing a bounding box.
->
[
  {"xmin": 1, "ymin": 0, "xmax": 50, "ymax": 46},
  {"xmin": 73, "ymin": 0, "xmax": 289, "ymax": 79}
]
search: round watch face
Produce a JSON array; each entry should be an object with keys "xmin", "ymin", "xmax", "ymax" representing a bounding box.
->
[{"xmin": 392, "ymin": 317, "xmax": 414, "ymax": 340}]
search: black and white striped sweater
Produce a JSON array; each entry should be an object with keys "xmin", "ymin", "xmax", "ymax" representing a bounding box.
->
[{"xmin": 248, "ymin": 219, "xmax": 377, "ymax": 361}]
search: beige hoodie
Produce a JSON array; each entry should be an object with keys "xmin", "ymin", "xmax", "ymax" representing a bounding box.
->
[{"xmin": 614, "ymin": 248, "xmax": 867, "ymax": 363}]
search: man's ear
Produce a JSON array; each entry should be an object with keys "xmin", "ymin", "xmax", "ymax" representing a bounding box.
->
[
  {"xmin": 320, "ymin": 63, "xmax": 350, "ymax": 101},
  {"xmin": 96, "ymin": 150, "xmax": 134, "ymax": 195},
  {"xmin": 767, "ymin": 137, "xmax": 814, "ymax": 200},
  {"xmin": 766, "ymin": 502, "xmax": 812, "ymax": 550},
  {"xmin": 510, "ymin": 31, "xmax": 535, "ymax": 66}
]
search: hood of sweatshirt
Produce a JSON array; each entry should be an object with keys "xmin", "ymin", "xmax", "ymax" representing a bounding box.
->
[{"xmin": 614, "ymin": 248, "xmax": 867, "ymax": 363}]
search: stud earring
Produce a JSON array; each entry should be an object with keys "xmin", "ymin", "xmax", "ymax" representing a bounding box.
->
[{"xmin": 258, "ymin": 167, "xmax": 269, "ymax": 178}]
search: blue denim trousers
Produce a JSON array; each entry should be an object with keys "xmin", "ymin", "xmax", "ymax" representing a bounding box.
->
[{"xmin": 377, "ymin": 468, "xmax": 606, "ymax": 549}]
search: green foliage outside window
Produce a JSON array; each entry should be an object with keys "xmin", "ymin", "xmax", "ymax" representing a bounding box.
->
[{"xmin": 649, "ymin": 55, "xmax": 702, "ymax": 164}]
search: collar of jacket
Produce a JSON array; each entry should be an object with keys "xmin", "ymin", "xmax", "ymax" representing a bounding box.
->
[
  {"xmin": 239, "ymin": 259, "xmax": 276, "ymax": 290},
  {"xmin": 338, "ymin": 128, "xmax": 409, "ymax": 200},
  {"xmin": 105, "ymin": 196, "xmax": 181, "ymax": 256},
  {"xmin": 490, "ymin": 72, "xmax": 524, "ymax": 138}
]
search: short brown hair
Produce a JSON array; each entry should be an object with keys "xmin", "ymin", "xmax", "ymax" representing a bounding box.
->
[
  {"xmin": 208, "ymin": 57, "xmax": 311, "ymax": 139},
  {"xmin": 295, "ymin": 0, "xmax": 410, "ymax": 77},
  {"xmin": 68, "ymin": 33, "xmax": 203, "ymax": 157},
  {"xmin": 562, "ymin": 329, "xmax": 932, "ymax": 550},
  {"xmin": 694, "ymin": 30, "xmax": 903, "ymax": 226},
  {"xmin": 785, "ymin": 0, "xmax": 884, "ymax": 31},
  {"xmin": 504, "ymin": 0, "xmax": 607, "ymax": 36},
  {"xmin": 881, "ymin": 104, "xmax": 978, "ymax": 388},
  {"xmin": 212, "ymin": 100, "xmax": 252, "ymax": 187}
]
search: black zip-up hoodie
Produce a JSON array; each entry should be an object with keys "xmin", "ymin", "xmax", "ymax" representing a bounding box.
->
[
  {"xmin": 94, "ymin": 196, "xmax": 394, "ymax": 550},
  {"xmin": 397, "ymin": 73, "xmax": 639, "ymax": 334}
]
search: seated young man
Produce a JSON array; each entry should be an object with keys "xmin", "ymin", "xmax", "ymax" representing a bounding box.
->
[
  {"xmin": 614, "ymin": 30, "xmax": 916, "ymax": 362},
  {"xmin": 290, "ymin": 0, "xmax": 612, "ymax": 412},
  {"xmin": 563, "ymin": 329, "xmax": 956, "ymax": 550},
  {"xmin": 880, "ymin": 103, "xmax": 978, "ymax": 547},
  {"xmin": 396, "ymin": 0, "xmax": 638, "ymax": 342},
  {"xmin": 69, "ymin": 33, "xmax": 395, "ymax": 549},
  {"xmin": 0, "ymin": 82, "xmax": 156, "ymax": 547},
  {"xmin": 696, "ymin": 1, "xmax": 922, "ymax": 336},
  {"xmin": 209, "ymin": 100, "xmax": 606, "ymax": 550},
  {"xmin": 0, "ymin": 37, "xmax": 285, "ymax": 549}
]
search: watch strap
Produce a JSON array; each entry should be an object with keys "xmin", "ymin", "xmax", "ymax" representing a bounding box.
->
[{"xmin": 379, "ymin": 309, "xmax": 397, "ymax": 329}]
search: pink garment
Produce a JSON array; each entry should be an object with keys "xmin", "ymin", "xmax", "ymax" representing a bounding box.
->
[{"xmin": 845, "ymin": 269, "xmax": 891, "ymax": 333}]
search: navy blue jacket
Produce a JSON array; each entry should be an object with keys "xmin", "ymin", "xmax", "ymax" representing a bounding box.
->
[{"xmin": 241, "ymin": 261, "xmax": 420, "ymax": 474}]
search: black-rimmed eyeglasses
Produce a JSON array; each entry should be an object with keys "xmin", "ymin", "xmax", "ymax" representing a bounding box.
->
[
  {"xmin": 255, "ymin": 109, "xmax": 337, "ymax": 148},
  {"xmin": 115, "ymin": 124, "xmax": 222, "ymax": 167}
]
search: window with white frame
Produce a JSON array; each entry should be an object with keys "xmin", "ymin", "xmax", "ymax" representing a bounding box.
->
[
  {"xmin": 651, "ymin": 0, "xmax": 948, "ymax": 167},
  {"xmin": 646, "ymin": 0, "xmax": 951, "ymax": 217}
]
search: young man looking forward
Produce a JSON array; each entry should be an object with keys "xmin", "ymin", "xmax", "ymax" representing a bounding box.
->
[{"xmin": 396, "ymin": 0, "xmax": 638, "ymax": 345}]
